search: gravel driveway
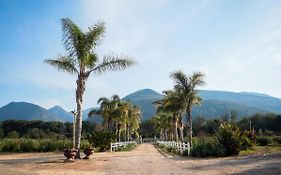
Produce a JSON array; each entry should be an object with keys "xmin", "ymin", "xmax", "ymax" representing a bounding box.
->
[{"xmin": 0, "ymin": 143, "xmax": 280, "ymax": 175}]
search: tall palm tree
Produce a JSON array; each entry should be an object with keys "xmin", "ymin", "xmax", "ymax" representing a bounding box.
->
[
  {"xmin": 170, "ymin": 70, "xmax": 205, "ymax": 146},
  {"xmin": 45, "ymin": 18, "xmax": 135, "ymax": 158}
]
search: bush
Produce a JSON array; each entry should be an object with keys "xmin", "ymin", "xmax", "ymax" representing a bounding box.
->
[
  {"xmin": 116, "ymin": 143, "xmax": 136, "ymax": 152},
  {"xmin": 189, "ymin": 137, "xmax": 225, "ymax": 157},
  {"xmin": 20, "ymin": 139, "xmax": 40, "ymax": 152},
  {"xmin": 7, "ymin": 131, "xmax": 19, "ymax": 138},
  {"xmin": 0, "ymin": 138, "xmax": 74, "ymax": 152},
  {"xmin": 87, "ymin": 130, "xmax": 116, "ymax": 151},
  {"xmin": 1, "ymin": 139, "xmax": 21, "ymax": 152},
  {"xmin": 256, "ymin": 136, "xmax": 272, "ymax": 146},
  {"xmin": 273, "ymin": 136, "xmax": 281, "ymax": 144},
  {"xmin": 214, "ymin": 123, "xmax": 245, "ymax": 156}
]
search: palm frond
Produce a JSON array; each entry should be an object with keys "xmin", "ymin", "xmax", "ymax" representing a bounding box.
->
[
  {"xmin": 84, "ymin": 53, "xmax": 98, "ymax": 69},
  {"xmin": 44, "ymin": 56, "xmax": 78, "ymax": 75},
  {"xmin": 191, "ymin": 71, "xmax": 206, "ymax": 88},
  {"xmin": 85, "ymin": 21, "xmax": 105, "ymax": 51},
  {"xmin": 61, "ymin": 18, "xmax": 84, "ymax": 60},
  {"xmin": 88, "ymin": 53, "xmax": 135, "ymax": 74},
  {"xmin": 170, "ymin": 70, "xmax": 189, "ymax": 90}
]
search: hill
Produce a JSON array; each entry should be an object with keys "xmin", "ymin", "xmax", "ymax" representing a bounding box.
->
[
  {"xmin": 123, "ymin": 89, "xmax": 163, "ymax": 120},
  {"xmin": 1, "ymin": 89, "xmax": 281, "ymax": 122},
  {"xmin": 0, "ymin": 102, "xmax": 58, "ymax": 121},
  {"xmin": 48, "ymin": 106, "xmax": 73, "ymax": 122},
  {"xmin": 122, "ymin": 89, "xmax": 281, "ymax": 120}
]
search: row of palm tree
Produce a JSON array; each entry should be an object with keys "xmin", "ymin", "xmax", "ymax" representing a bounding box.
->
[
  {"xmin": 45, "ymin": 18, "xmax": 135, "ymax": 158},
  {"xmin": 153, "ymin": 70, "xmax": 205, "ymax": 146},
  {"xmin": 88, "ymin": 95, "xmax": 141, "ymax": 142}
]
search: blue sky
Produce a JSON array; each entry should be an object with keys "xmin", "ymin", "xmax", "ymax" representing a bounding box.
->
[{"xmin": 1, "ymin": 0, "xmax": 281, "ymax": 111}]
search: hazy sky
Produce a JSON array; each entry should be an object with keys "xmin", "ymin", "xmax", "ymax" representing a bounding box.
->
[{"xmin": 1, "ymin": 0, "xmax": 281, "ymax": 111}]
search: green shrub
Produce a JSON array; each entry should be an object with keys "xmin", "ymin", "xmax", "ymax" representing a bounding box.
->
[
  {"xmin": 20, "ymin": 139, "xmax": 40, "ymax": 152},
  {"xmin": 81, "ymin": 140, "xmax": 91, "ymax": 150},
  {"xmin": 1, "ymin": 139, "xmax": 21, "ymax": 152},
  {"xmin": 240, "ymin": 135, "xmax": 253, "ymax": 150},
  {"xmin": 7, "ymin": 131, "xmax": 19, "ymax": 138},
  {"xmin": 189, "ymin": 137, "xmax": 225, "ymax": 157},
  {"xmin": 273, "ymin": 136, "xmax": 281, "ymax": 144},
  {"xmin": 115, "ymin": 143, "xmax": 136, "ymax": 152},
  {"xmin": 87, "ymin": 130, "xmax": 116, "ymax": 151},
  {"xmin": 214, "ymin": 123, "xmax": 242, "ymax": 156},
  {"xmin": 256, "ymin": 136, "xmax": 272, "ymax": 146}
]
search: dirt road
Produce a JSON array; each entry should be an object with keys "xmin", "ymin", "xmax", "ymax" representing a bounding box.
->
[{"xmin": 0, "ymin": 143, "xmax": 280, "ymax": 175}]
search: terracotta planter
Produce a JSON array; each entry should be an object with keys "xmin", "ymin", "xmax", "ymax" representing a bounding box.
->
[
  {"xmin": 63, "ymin": 149, "xmax": 78, "ymax": 160},
  {"xmin": 83, "ymin": 148, "xmax": 94, "ymax": 159}
]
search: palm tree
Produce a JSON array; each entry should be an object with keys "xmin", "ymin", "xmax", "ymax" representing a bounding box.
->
[
  {"xmin": 89, "ymin": 95, "xmax": 121, "ymax": 131},
  {"xmin": 170, "ymin": 70, "xmax": 205, "ymax": 146},
  {"xmin": 45, "ymin": 18, "xmax": 135, "ymax": 158},
  {"xmin": 155, "ymin": 90, "xmax": 183, "ymax": 141},
  {"xmin": 126, "ymin": 104, "xmax": 141, "ymax": 140}
]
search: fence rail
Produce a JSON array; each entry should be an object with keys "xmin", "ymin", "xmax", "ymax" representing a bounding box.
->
[
  {"xmin": 156, "ymin": 141, "xmax": 190, "ymax": 155},
  {"xmin": 110, "ymin": 141, "xmax": 137, "ymax": 152}
]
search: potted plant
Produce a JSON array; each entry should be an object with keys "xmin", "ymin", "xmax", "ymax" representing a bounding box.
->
[
  {"xmin": 63, "ymin": 149, "xmax": 78, "ymax": 161},
  {"xmin": 83, "ymin": 148, "xmax": 94, "ymax": 159}
]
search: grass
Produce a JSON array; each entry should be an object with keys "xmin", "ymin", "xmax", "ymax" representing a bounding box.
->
[{"xmin": 239, "ymin": 145, "xmax": 281, "ymax": 156}]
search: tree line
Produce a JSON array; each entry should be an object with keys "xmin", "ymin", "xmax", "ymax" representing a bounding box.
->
[
  {"xmin": 141, "ymin": 112, "xmax": 281, "ymax": 139},
  {"xmin": 88, "ymin": 95, "xmax": 141, "ymax": 142},
  {"xmin": 0, "ymin": 120, "xmax": 96, "ymax": 139}
]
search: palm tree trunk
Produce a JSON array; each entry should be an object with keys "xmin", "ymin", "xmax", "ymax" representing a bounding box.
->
[
  {"xmin": 74, "ymin": 75, "xmax": 87, "ymax": 159},
  {"xmin": 127, "ymin": 125, "xmax": 130, "ymax": 141},
  {"xmin": 173, "ymin": 114, "xmax": 178, "ymax": 142},
  {"xmin": 186, "ymin": 108, "xmax": 193, "ymax": 147},
  {"xmin": 178, "ymin": 115, "xmax": 184, "ymax": 141}
]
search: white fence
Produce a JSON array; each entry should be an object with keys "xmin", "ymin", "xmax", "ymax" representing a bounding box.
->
[
  {"xmin": 156, "ymin": 141, "xmax": 190, "ymax": 156},
  {"xmin": 110, "ymin": 141, "xmax": 137, "ymax": 152}
]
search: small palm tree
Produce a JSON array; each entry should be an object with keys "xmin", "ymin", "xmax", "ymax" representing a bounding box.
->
[
  {"xmin": 170, "ymin": 70, "xmax": 205, "ymax": 146},
  {"xmin": 154, "ymin": 90, "xmax": 183, "ymax": 141},
  {"xmin": 45, "ymin": 18, "xmax": 135, "ymax": 158}
]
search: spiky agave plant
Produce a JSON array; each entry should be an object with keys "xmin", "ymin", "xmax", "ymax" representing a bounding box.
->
[{"xmin": 45, "ymin": 18, "xmax": 135, "ymax": 158}]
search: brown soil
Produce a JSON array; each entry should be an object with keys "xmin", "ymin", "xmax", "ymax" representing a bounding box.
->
[{"xmin": 0, "ymin": 143, "xmax": 280, "ymax": 175}]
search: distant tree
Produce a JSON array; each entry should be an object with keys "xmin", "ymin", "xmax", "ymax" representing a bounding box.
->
[
  {"xmin": 7, "ymin": 130, "xmax": 19, "ymax": 138},
  {"xmin": 45, "ymin": 18, "xmax": 135, "ymax": 158},
  {"xmin": 0, "ymin": 127, "xmax": 4, "ymax": 138},
  {"xmin": 170, "ymin": 71, "xmax": 205, "ymax": 146}
]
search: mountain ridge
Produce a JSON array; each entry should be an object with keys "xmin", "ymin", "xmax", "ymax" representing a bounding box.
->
[{"xmin": 1, "ymin": 89, "xmax": 281, "ymax": 122}]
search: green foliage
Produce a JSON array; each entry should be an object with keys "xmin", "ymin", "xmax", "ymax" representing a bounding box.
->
[
  {"xmin": 0, "ymin": 127, "xmax": 4, "ymax": 138},
  {"xmin": 87, "ymin": 130, "xmax": 116, "ymax": 151},
  {"xmin": 24, "ymin": 128, "xmax": 47, "ymax": 139},
  {"xmin": 0, "ymin": 120, "xmax": 97, "ymax": 140},
  {"xmin": 0, "ymin": 138, "xmax": 89, "ymax": 152},
  {"xmin": 7, "ymin": 130, "xmax": 19, "ymax": 138},
  {"xmin": 214, "ymin": 123, "xmax": 252, "ymax": 156},
  {"xmin": 256, "ymin": 136, "xmax": 272, "ymax": 146},
  {"xmin": 214, "ymin": 123, "xmax": 241, "ymax": 155},
  {"xmin": 273, "ymin": 136, "xmax": 281, "ymax": 144},
  {"xmin": 115, "ymin": 143, "xmax": 136, "ymax": 152},
  {"xmin": 189, "ymin": 137, "xmax": 225, "ymax": 157}
]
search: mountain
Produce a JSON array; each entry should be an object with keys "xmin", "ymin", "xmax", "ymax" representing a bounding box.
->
[
  {"xmin": 48, "ymin": 106, "xmax": 73, "ymax": 122},
  {"xmin": 0, "ymin": 102, "xmax": 58, "ymax": 121},
  {"xmin": 122, "ymin": 89, "xmax": 281, "ymax": 120},
  {"xmin": 82, "ymin": 107, "xmax": 103, "ymax": 124},
  {"xmin": 198, "ymin": 90, "xmax": 281, "ymax": 114},
  {"xmin": 1, "ymin": 89, "xmax": 281, "ymax": 122},
  {"xmin": 123, "ymin": 89, "xmax": 163, "ymax": 120}
]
